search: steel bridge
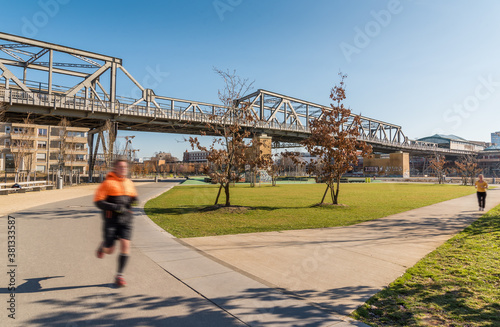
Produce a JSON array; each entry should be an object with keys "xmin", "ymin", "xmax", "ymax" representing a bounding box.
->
[{"xmin": 0, "ymin": 32, "xmax": 477, "ymax": 162}]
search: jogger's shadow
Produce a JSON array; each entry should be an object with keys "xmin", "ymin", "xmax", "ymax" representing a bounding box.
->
[{"xmin": 0, "ymin": 276, "xmax": 114, "ymax": 294}]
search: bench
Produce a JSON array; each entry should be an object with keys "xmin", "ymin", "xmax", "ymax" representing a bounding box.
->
[
  {"xmin": 0, "ymin": 183, "xmax": 54, "ymax": 194},
  {"xmin": 0, "ymin": 188, "xmax": 24, "ymax": 195},
  {"xmin": 0, "ymin": 189, "xmax": 14, "ymax": 195},
  {"xmin": 31, "ymin": 185, "xmax": 54, "ymax": 191}
]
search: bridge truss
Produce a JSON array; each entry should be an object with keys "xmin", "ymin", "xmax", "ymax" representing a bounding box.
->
[{"xmin": 0, "ymin": 31, "xmax": 477, "ymax": 172}]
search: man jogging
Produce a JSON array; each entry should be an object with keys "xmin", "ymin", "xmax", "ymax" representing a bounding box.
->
[{"xmin": 94, "ymin": 158, "xmax": 138, "ymax": 287}]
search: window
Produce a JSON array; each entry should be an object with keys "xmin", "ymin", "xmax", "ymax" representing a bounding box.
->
[
  {"xmin": 38, "ymin": 128, "xmax": 47, "ymax": 136},
  {"xmin": 5, "ymin": 126, "xmax": 11, "ymax": 134},
  {"xmin": 36, "ymin": 153, "xmax": 46, "ymax": 160},
  {"xmin": 5, "ymin": 154, "xmax": 14, "ymax": 170},
  {"xmin": 36, "ymin": 165, "xmax": 46, "ymax": 172},
  {"xmin": 38, "ymin": 141, "xmax": 47, "ymax": 149},
  {"xmin": 4, "ymin": 139, "xmax": 10, "ymax": 147},
  {"xmin": 67, "ymin": 131, "xmax": 86, "ymax": 137},
  {"xmin": 13, "ymin": 127, "xmax": 27, "ymax": 134}
]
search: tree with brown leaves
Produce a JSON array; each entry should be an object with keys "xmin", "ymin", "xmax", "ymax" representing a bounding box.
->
[
  {"xmin": 189, "ymin": 68, "xmax": 256, "ymax": 206},
  {"xmin": 455, "ymin": 155, "xmax": 481, "ymax": 185},
  {"xmin": 302, "ymin": 73, "xmax": 371, "ymax": 205},
  {"xmin": 429, "ymin": 153, "xmax": 447, "ymax": 184}
]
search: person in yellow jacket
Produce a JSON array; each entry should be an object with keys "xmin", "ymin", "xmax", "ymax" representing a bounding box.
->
[
  {"xmin": 475, "ymin": 174, "xmax": 488, "ymax": 211},
  {"xmin": 94, "ymin": 158, "xmax": 138, "ymax": 287}
]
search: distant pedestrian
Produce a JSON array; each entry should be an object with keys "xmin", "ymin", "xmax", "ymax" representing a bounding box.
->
[
  {"xmin": 475, "ymin": 174, "xmax": 488, "ymax": 211},
  {"xmin": 94, "ymin": 158, "xmax": 138, "ymax": 287}
]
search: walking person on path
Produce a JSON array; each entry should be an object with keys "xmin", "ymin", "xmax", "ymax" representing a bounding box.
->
[
  {"xmin": 94, "ymin": 158, "xmax": 138, "ymax": 287},
  {"xmin": 475, "ymin": 174, "xmax": 488, "ymax": 211}
]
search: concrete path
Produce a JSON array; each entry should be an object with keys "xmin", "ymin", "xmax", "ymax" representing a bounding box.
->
[
  {"xmin": 183, "ymin": 188, "xmax": 500, "ymax": 316},
  {"xmin": 1, "ymin": 181, "xmax": 497, "ymax": 326},
  {"xmin": 0, "ymin": 181, "xmax": 364, "ymax": 326},
  {"xmin": 0, "ymin": 182, "xmax": 246, "ymax": 326}
]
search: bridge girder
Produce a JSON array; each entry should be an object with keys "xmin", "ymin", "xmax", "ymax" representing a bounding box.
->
[{"xmin": 0, "ymin": 32, "xmax": 480, "ymax": 158}]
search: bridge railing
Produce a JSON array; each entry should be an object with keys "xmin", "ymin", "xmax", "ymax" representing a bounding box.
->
[{"xmin": 0, "ymin": 86, "xmax": 478, "ymax": 155}]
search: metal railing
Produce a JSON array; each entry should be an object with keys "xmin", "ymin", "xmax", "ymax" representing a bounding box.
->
[{"xmin": 0, "ymin": 86, "xmax": 479, "ymax": 155}]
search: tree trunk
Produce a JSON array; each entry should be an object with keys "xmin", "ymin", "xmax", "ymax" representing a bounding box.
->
[
  {"xmin": 214, "ymin": 183, "xmax": 223, "ymax": 205},
  {"xmin": 320, "ymin": 184, "xmax": 330, "ymax": 204},
  {"xmin": 333, "ymin": 179, "xmax": 340, "ymax": 205},
  {"xmin": 224, "ymin": 183, "xmax": 231, "ymax": 207}
]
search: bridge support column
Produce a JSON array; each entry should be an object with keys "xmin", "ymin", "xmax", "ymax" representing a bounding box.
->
[
  {"xmin": 246, "ymin": 134, "xmax": 273, "ymax": 184},
  {"xmin": 88, "ymin": 132, "xmax": 95, "ymax": 182},
  {"xmin": 363, "ymin": 152, "xmax": 410, "ymax": 177},
  {"xmin": 87, "ymin": 120, "xmax": 117, "ymax": 182},
  {"xmin": 254, "ymin": 133, "xmax": 272, "ymax": 157}
]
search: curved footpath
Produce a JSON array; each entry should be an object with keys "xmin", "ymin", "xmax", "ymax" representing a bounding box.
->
[{"xmin": 1, "ymin": 181, "xmax": 498, "ymax": 326}]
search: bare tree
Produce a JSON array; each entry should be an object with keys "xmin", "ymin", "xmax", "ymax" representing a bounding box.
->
[
  {"xmin": 10, "ymin": 114, "xmax": 35, "ymax": 183},
  {"xmin": 264, "ymin": 153, "xmax": 281, "ymax": 186},
  {"xmin": 189, "ymin": 68, "xmax": 255, "ymax": 206},
  {"xmin": 455, "ymin": 155, "xmax": 481, "ymax": 185},
  {"xmin": 429, "ymin": 153, "xmax": 447, "ymax": 184},
  {"xmin": 57, "ymin": 118, "xmax": 69, "ymax": 174},
  {"xmin": 0, "ymin": 102, "xmax": 8, "ymax": 121},
  {"xmin": 301, "ymin": 73, "xmax": 371, "ymax": 205}
]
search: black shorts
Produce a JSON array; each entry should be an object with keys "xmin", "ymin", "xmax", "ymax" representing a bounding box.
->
[{"xmin": 103, "ymin": 218, "xmax": 133, "ymax": 248}]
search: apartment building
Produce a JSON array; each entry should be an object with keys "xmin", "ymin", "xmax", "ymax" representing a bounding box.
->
[
  {"xmin": 183, "ymin": 150, "xmax": 209, "ymax": 163},
  {"xmin": 0, "ymin": 122, "xmax": 88, "ymax": 174}
]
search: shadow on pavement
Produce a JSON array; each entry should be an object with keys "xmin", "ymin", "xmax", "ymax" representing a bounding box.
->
[
  {"xmin": 0, "ymin": 276, "xmax": 114, "ymax": 294},
  {"xmin": 19, "ymin": 285, "xmax": 356, "ymax": 327}
]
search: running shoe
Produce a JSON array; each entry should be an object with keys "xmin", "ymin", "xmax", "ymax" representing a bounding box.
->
[
  {"xmin": 115, "ymin": 275, "xmax": 126, "ymax": 287},
  {"xmin": 96, "ymin": 244, "xmax": 104, "ymax": 259}
]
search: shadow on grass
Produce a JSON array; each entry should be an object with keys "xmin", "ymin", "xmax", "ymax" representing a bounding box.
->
[
  {"xmin": 145, "ymin": 203, "xmax": 352, "ymax": 216},
  {"xmin": 355, "ymin": 280, "xmax": 500, "ymax": 326},
  {"xmin": 353, "ymin": 212, "xmax": 500, "ymax": 327},
  {"xmin": 461, "ymin": 211, "xmax": 500, "ymax": 235}
]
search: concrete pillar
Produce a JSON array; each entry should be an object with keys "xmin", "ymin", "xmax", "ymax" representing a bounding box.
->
[
  {"xmin": 363, "ymin": 151, "xmax": 410, "ymax": 177},
  {"xmin": 254, "ymin": 134, "xmax": 272, "ymax": 157}
]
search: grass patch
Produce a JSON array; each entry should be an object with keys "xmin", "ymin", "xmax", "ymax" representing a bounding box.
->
[
  {"xmin": 352, "ymin": 207, "xmax": 500, "ymax": 326},
  {"xmin": 144, "ymin": 183, "xmax": 475, "ymax": 238}
]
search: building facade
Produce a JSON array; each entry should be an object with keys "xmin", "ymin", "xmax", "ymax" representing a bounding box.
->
[
  {"xmin": 0, "ymin": 122, "xmax": 88, "ymax": 174},
  {"xmin": 183, "ymin": 150, "xmax": 209, "ymax": 163},
  {"xmin": 491, "ymin": 131, "xmax": 500, "ymax": 146},
  {"xmin": 417, "ymin": 134, "xmax": 485, "ymax": 152}
]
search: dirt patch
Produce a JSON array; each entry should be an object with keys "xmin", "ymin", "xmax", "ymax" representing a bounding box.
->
[{"xmin": 200, "ymin": 205, "xmax": 252, "ymax": 213}]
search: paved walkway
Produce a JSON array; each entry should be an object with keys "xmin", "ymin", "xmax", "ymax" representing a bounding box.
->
[
  {"xmin": 1, "ymin": 182, "xmax": 498, "ymax": 326},
  {"xmin": 184, "ymin": 189, "xmax": 500, "ymax": 315}
]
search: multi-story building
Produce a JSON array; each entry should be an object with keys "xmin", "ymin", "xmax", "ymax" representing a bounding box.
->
[
  {"xmin": 0, "ymin": 122, "xmax": 88, "ymax": 174},
  {"xmin": 491, "ymin": 131, "xmax": 500, "ymax": 145},
  {"xmin": 183, "ymin": 150, "xmax": 209, "ymax": 163}
]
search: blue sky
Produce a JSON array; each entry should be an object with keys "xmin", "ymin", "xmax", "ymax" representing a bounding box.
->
[{"xmin": 2, "ymin": 0, "xmax": 500, "ymax": 159}]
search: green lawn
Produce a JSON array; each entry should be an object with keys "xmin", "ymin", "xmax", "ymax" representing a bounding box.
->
[
  {"xmin": 144, "ymin": 183, "xmax": 476, "ymax": 238},
  {"xmin": 352, "ymin": 206, "xmax": 500, "ymax": 327}
]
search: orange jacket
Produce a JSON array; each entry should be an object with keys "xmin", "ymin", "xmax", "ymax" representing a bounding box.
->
[{"xmin": 94, "ymin": 172, "xmax": 138, "ymax": 221}]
